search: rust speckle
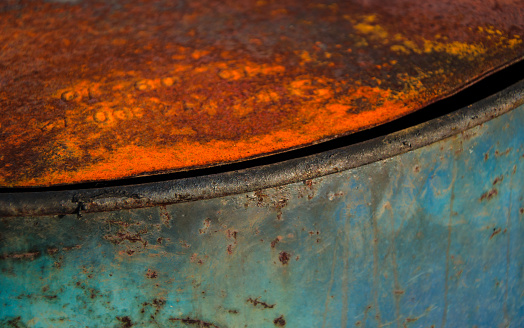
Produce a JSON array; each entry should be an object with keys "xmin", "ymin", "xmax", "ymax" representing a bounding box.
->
[
  {"xmin": 273, "ymin": 315, "xmax": 286, "ymax": 326},
  {"xmin": 270, "ymin": 236, "xmax": 282, "ymax": 248},
  {"xmin": 247, "ymin": 297, "xmax": 275, "ymax": 309},
  {"xmin": 226, "ymin": 229, "xmax": 238, "ymax": 240},
  {"xmin": 153, "ymin": 298, "xmax": 166, "ymax": 313},
  {"xmin": 0, "ymin": 250, "xmax": 41, "ymax": 261},
  {"xmin": 199, "ymin": 219, "xmax": 212, "ymax": 234},
  {"xmin": 226, "ymin": 229, "xmax": 238, "ymax": 255},
  {"xmin": 104, "ymin": 232, "xmax": 146, "ymax": 245},
  {"xmin": 494, "ymin": 148, "xmax": 512, "ymax": 157},
  {"xmin": 63, "ymin": 245, "xmax": 82, "ymax": 251},
  {"xmin": 47, "ymin": 247, "xmax": 59, "ymax": 255},
  {"xmin": 304, "ymin": 179, "xmax": 313, "ymax": 188},
  {"xmin": 254, "ymin": 191, "xmax": 268, "ymax": 206},
  {"xmin": 47, "ymin": 245, "xmax": 82, "ymax": 255},
  {"xmin": 275, "ymin": 198, "xmax": 288, "ymax": 220},
  {"xmin": 480, "ymin": 189, "xmax": 498, "ymax": 201},
  {"xmin": 490, "ymin": 227, "xmax": 502, "ymax": 240},
  {"xmin": 279, "ymin": 251, "xmax": 291, "ymax": 265},
  {"xmin": 406, "ymin": 317, "xmax": 418, "ymax": 323},
  {"xmin": 492, "ymin": 175, "xmax": 504, "ymax": 185},
  {"xmin": 116, "ymin": 316, "xmax": 133, "ymax": 328},
  {"xmin": 520, "ymin": 208, "xmax": 524, "ymax": 215},
  {"xmin": 146, "ymin": 269, "xmax": 158, "ymax": 279},
  {"xmin": 107, "ymin": 220, "xmax": 134, "ymax": 228},
  {"xmin": 3, "ymin": 317, "xmax": 25, "ymax": 327},
  {"xmin": 89, "ymin": 288, "xmax": 98, "ymax": 299},
  {"xmin": 393, "ymin": 290, "xmax": 405, "ymax": 295},
  {"xmin": 141, "ymin": 298, "xmax": 167, "ymax": 317},
  {"xmin": 169, "ymin": 318, "xmax": 220, "ymax": 328},
  {"xmin": 160, "ymin": 206, "xmax": 172, "ymax": 227},
  {"xmin": 190, "ymin": 253, "xmax": 206, "ymax": 265}
]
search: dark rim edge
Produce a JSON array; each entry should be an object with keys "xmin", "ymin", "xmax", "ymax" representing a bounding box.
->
[{"xmin": 1, "ymin": 79, "xmax": 523, "ymax": 217}]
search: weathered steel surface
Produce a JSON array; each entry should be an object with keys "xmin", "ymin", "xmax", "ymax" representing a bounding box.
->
[
  {"xmin": 1, "ymin": 79, "xmax": 522, "ymax": 217},
  {"xmin": 0, "ymin": 0, "xmax": 523, "ymax": 187},
  {"xmin": 1, "ymin": 104, "xmax": 523, "ymax": 327}
]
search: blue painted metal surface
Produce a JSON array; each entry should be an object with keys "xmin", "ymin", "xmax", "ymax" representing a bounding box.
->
[{"xmin": 1, "ymin": 104, "xmax": 523, "ymax": 327}]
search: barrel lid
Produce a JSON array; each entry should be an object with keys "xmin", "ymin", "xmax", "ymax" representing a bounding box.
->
[{"xmin": 1, "ymin": 0, "xmax": 523, "ymax": 187}]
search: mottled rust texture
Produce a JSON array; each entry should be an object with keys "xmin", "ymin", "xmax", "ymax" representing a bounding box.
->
[{"xmin": 0, "ymin": 0, "xmax": 522, "ymax": 187}]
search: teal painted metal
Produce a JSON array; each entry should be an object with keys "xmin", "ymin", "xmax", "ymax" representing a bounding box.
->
[{"xmin": 1, "ymin": 104, "xmax": 524, "ymax": 327}]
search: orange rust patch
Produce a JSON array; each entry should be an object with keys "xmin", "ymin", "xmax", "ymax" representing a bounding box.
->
[{"xmin": 0, "ymin": 0, "xmax": 523, "ymax": 187}]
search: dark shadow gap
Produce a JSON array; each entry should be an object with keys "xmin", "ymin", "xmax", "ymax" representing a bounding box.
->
[{"xmin": 2, "ymin": 59, "xmax": 523, "ymax": 193}]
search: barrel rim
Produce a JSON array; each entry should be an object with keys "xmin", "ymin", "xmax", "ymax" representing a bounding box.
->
[{"xmin": 1, "ymin": 79, "xmax": 523, "ymax": 217}]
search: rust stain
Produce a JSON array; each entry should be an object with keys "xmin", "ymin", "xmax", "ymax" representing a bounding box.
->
[
  {"xmin": 63, "ymin": 245, "xmax": 82, "ymax": 251},
  {"xmin": 104, "ymin": 231, "xmax": 147, "ymax": 245},
  {"xmin": 190, "ymin": 253, "xmax": 206, "ymax": 264},
  {"xmin": 273, "ymin": 315, "xmax": 286, "ymax": 326},
  {"xmin": 47, "ymin": 247, "xmax": 59, "ymax": 255},
  {"xmin": 169, "ymin": 318, "xmax": 220, "ymax": 328},
  {"xmin": 0, "ymin": 251, "xmax": 41, "ymax": 261},
  {"xmin": 141, "ymin": 298, "xmax": 166, "ymax": 317},
  {"xmin": 0, "ymin": 0, "xmax": 522, "ymax": 187},
  {"xmin": 159, "ymin": 206, "xmax": 172, "ymax": 227},
  {"xmin": 490, "ymin": 227, "xmax": 502, "ymax": 240},
  {"xmin": 199, "ymin": 219, "xmax": 212, "ymax": 234},
  {"xmin": 226, "ymin": 228, "xmax": 238, "ymax": 255},
  {"xmin": 270, "ymin": 236, "xmax": 282, "ymax": 248},
  {"xmin": 480, "ymin": 189, "xmax": 498, "ymax": 201},
  {"xmin": 493, "ymin": 175, "xmax": 504, "ymax": 185},
  {"xmin": 47, "ymin": 245, "xmax": 81, "ymax": 255},
  {"xmin": 116, "ymin": 316, "xmax": 133, "ymax": 328},
  {"xmin": 247, "ymin": 297, "xmax": 276, "ymax": 309},
  {"xmin": 279, "ymin": 251, "xmax": 291, "ymax": 265},
  {"xmin": 145, "ymin": 269, "xmax": 158, "ymax": 279}
]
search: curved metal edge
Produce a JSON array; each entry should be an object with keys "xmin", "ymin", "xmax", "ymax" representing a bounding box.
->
[{"xmin": 1, "ymin": 80, "xmax": 523, "ymax": 218}]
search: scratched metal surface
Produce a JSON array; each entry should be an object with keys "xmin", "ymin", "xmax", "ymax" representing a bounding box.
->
[
  {"xmin": 1, "ymin": 104, "xmax": 523, "ymax": 327},
  {"xmin": 0, "ymin": 0, "xmax": 523, "ymax": 187}
]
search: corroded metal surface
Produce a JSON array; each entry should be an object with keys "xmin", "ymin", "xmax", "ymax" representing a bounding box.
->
[
  {"xmin": 1, "ymin": 80, "xmax": 522, "ymax": 217},
  {"xmin": 1, "ymin": 105, "xmax": 523, "ymax": 327},
  {"xmin": 0, "ymin": 0, "xmax": 523, "ymax": 187}
]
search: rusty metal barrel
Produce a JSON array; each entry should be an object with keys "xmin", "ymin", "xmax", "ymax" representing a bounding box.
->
[{"xmin": 1, "ymin": 1, "xmax": 523, "ymax": 327}]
